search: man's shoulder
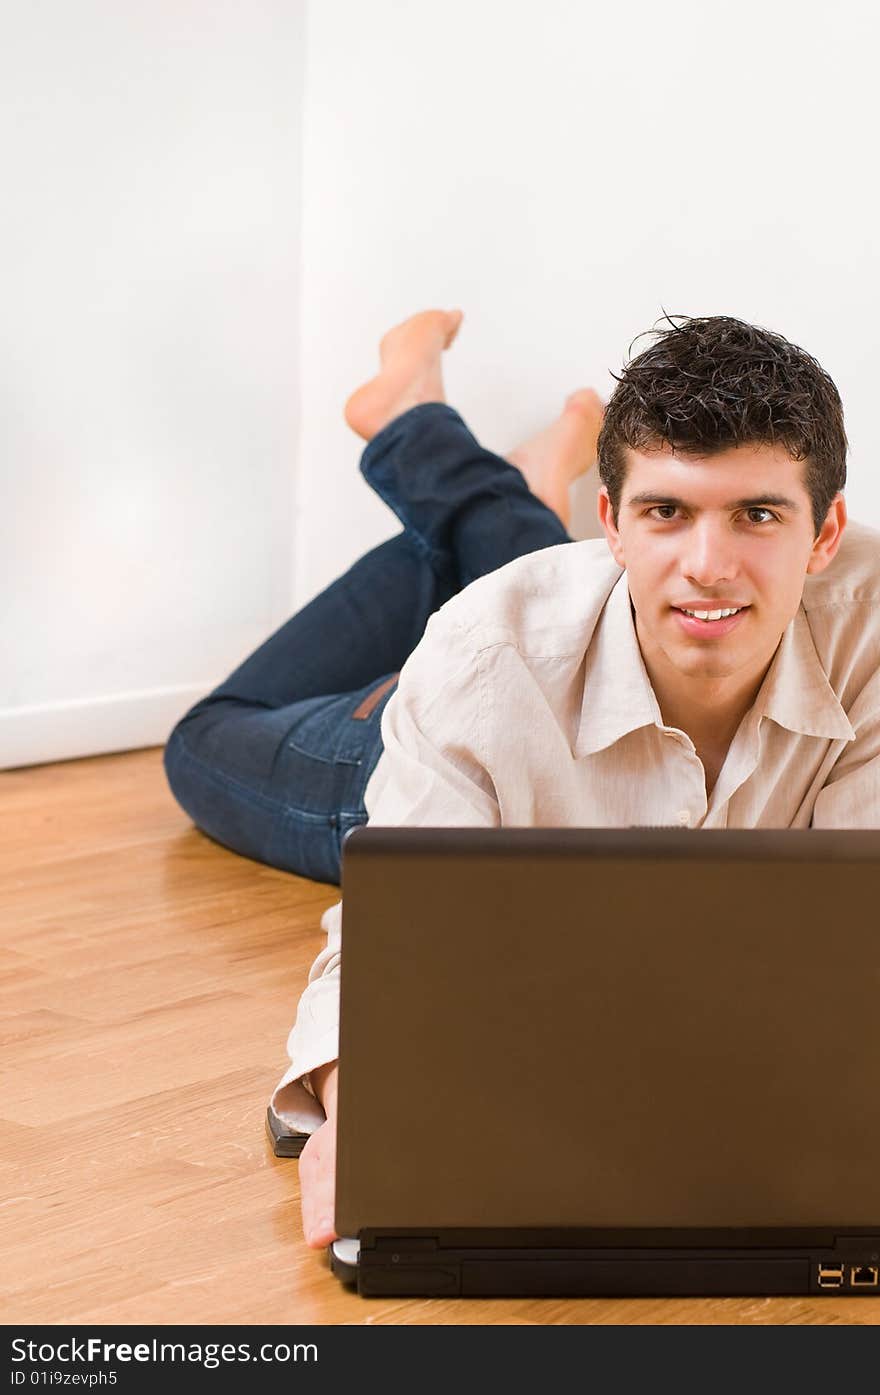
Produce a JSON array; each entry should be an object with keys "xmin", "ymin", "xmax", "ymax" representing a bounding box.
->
[
  {"xmin": 433, "ymin": 538, "xmax": 623, "ymax": 652},
  {"xmin": 801, "ymin": 519, "xmax": 880, "ymax": 702},
  {"xmin": 802, "ymin": 518, "xmax": 880, "ymax": 612}
]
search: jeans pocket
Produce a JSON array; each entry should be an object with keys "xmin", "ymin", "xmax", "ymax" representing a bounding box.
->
[
  {"xmin": 265, "ymin": 678, "xmax": 397, "ymax": 881},
  {"xmin": 284, "ymin": 694, "xmax": 369, "ymax": 771},
  {"xmin": 269, "ymin": 694, "xmax": 366, "ymax": 817},
  {"xmin": 278, "ymin": 676, "xmax": 399, "ymax": 804}
]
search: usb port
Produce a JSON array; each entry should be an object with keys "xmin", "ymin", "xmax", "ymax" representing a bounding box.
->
[
  {"xmin": 850, "ymin": 1265, "xmax": 879, "ymax": 1288},
  {"xmin": 817, "ymin": 1264, "xmax": 845, "ymax": 1288}
]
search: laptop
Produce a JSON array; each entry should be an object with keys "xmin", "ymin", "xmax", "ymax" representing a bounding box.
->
[{"xmin": 274, "ymin": 825, "xmax": 880, "ymax": 1297}]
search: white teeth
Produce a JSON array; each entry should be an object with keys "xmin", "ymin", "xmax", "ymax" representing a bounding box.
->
[{"xmin": 680, "ymin": 606, "xmax": 743, "ymax": 621}]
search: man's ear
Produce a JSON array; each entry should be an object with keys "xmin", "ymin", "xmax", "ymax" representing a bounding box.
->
[
  {"xmin": 597, "ymin": 486, "xmax": 626, "ymax": 568},
  {"xmin": 806, "ymin": 493, "xmax": 847, "ymax": 575}
]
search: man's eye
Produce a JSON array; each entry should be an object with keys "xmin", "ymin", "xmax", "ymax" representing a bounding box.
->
[
  {"xmin": 745, "ymin": 508, "xmax": 776, "ymax": 524},
  {"xmin": 649, "ymin": 505, "xmax": 679, "ymax": 520}
]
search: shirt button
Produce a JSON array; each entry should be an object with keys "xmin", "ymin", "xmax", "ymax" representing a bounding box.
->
[{"xmin": 676, "ymin": 810, "xmax": 691, "ymax": 827}]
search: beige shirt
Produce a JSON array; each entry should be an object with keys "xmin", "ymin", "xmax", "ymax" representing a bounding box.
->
[{"xmin": 272, "ymin": 519, "xmax": 880, "ymax": 1132}]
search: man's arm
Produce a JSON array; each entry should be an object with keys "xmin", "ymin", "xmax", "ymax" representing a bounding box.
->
[
  {"xmin": 274, "ymin": 606, "xmax": 500, "ymax": 1244},
  {"xmin": 811, "ymin": 673, "xmax": 880, "ymax": 827},
  {"xmin": 273, "ymin": 606, "xmax": 499, "ymax": 1118}
]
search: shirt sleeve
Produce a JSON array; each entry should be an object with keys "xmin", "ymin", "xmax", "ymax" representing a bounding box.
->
[
  {"xmin": 270, "ymin": 607, "xmax": 500, "ymax": 1135},
  {"xmin": 811, "ymin": 672, "xmax": 880, "ymax": 828}
]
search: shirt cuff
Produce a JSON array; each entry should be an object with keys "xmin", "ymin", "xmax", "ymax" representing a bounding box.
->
[{"xmin": 270, "ymin": 1028, "xmax": 341, "ymax": 1137}]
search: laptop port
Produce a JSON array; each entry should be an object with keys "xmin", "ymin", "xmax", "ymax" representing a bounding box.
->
[
  {"xmin": 817, "ymin": 1264, "xmax": 845, "ymax": 1288},
  {"xmin": 850, "ymin": 1265, "xmax": 879, "ymax": 1288}
]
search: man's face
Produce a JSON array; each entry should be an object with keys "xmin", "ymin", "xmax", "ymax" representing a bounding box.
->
[{"xmin": 597, "ymin": 443, "xmax": 846, "ymax": 703}]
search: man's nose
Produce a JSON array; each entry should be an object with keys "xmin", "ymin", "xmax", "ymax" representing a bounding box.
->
[{"xmin": 680, "ymin": 518, "xmax": 740, "ymax": 586}]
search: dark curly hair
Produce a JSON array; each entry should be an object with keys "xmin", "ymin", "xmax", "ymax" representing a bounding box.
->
[{"xmin": 596, "ymin": 313, "xmax": 848, "ymax": 538}]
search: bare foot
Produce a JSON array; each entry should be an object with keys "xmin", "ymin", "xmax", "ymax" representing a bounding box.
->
[
  {"xmin": 344, "ymin": 308, "xmax": 464, "ymax": 442},
  {"xmin": 506, "ymin": 388, "xmax": 605, "ymax": 528}
]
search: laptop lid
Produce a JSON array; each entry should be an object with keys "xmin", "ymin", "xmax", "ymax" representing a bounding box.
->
[{"xmin": 335, "ymin": 827, "xmax": 880, "ymax": 1238}]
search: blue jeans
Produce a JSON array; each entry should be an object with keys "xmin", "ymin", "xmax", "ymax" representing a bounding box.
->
[{"xmin": 163, "ymin": 403, "xmax": 570, "ymax": 884}]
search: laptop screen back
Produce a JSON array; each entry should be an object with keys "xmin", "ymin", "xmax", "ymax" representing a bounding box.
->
[{"xmin": 335, "ymin": 828, "xmax": 880, "ymax": 1237}]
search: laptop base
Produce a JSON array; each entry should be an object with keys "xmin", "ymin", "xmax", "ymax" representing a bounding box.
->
[{"xmin": 331, "ymin": 1232, "xmax": 880, "ymax": 1298}]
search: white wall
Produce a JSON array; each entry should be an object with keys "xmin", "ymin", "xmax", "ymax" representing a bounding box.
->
[
  {"xmin": 295, "ymin": 0, "xmax": 879, "ymax": 608},
  {"xmin": 1, "ymin": 1, "xmax": 306, "ymax": 768},
  {"xmin": 5, "ymin": 0, "xmax": 878, "ymax": 770}
]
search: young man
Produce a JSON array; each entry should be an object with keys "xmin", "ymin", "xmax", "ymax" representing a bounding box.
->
[{"xmin": 164, "ymin": 308, "xmax": 880, "ymax": 1251}]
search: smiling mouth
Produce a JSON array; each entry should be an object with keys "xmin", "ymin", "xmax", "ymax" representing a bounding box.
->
[{"xmin": 673, "ymin": 605, "xmax": 750, "ymax": 623}]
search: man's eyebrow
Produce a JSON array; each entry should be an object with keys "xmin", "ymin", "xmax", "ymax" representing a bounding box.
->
[{"xmin": 625, "ymin": 492, "xmax": 801, "ymax": 512}]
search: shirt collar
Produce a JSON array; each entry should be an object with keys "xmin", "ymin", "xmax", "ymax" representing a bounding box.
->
[
  {"xmin": 574, "ymin": 571, "xmax": 662, "ymax": 758},
  {"xmin": 574, "ymin": 571, "xmax": 855, "ymax": 759},
  {"xmin": 753, "ymin": 605, "xmax": 855, "ymax": 741}
]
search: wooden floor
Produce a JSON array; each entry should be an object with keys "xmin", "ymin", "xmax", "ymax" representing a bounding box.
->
[{"xmin": 1, "ymin": 748, "xmax": 875, "ymax": 1326}]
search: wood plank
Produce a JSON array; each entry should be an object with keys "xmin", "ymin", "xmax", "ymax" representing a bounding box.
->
[{"xmin": 2, "ymin": 748, "xmax": 877, "ymax": 1326}]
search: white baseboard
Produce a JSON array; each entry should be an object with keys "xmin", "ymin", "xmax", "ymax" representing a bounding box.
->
[{"xmin": 0, "ymin": 683, "xmax": 216, "ymax": 770}]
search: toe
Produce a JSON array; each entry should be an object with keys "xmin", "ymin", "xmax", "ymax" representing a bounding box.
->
[{"xmin": 444, "ymin": 308, "xmax": 464, "ymax": 347}]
